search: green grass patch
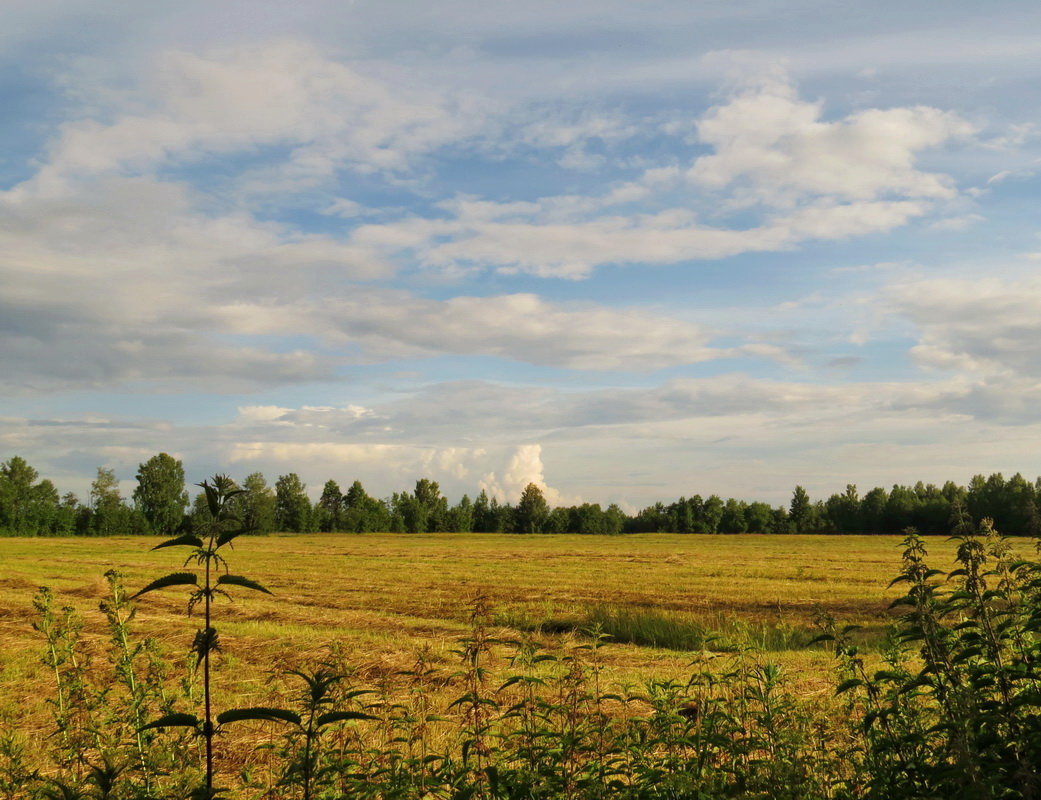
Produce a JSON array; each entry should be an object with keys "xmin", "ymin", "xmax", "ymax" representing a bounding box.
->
[{"xmin": 497, "ymin": 605, "xmax": 889, "ymax": 653}]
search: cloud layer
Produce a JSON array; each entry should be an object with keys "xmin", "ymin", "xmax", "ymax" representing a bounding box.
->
[{"xmin": 2, "ymin": 5, "xmax": 1040, "ymax": 505}]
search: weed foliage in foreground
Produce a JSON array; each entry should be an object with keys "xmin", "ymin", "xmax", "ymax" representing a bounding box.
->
[{"xmin": 3, "ymin": 513, "xmax": 1041, "ymax": 799}]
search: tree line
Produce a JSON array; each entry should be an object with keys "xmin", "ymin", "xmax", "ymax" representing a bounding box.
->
[{"xmin": 1, "ymin": 452, "xmax": 1039, "ymax": 536}]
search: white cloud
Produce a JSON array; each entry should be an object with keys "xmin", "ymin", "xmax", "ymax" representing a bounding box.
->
[
  {"xmin": 303, "ymin": 292, "xmax": 770, "ymax": 370},
  {"xmin": 0, "ymin": 161, "xmax": 797, "ymax": 387},
  {"xmin": 338, "ymin": 69, "xmax": 968, "ymax": 278},
  {"xmin": 0, "ymin": 175, "xmax": 385, "ymax": 392},
  {"xmin": 688, "ymin": 69, "xmax": 972, "ymax": 206},
  {"xmin": 359, "ymin": 197, "xmax": 930, "ymax": 279},
  {"xmin": 891, "ymin": 275, "xmax": 1041, "ymax": 379},
  {"xmin": 928, "ymin": 213, "xmax": 984, "ymax": 231},
  {"xmin": 25, "ymin": 39, "xmax": 472, "ymax": 196},
  {"xmin": 13, "ymin": 368, "xmax": 1041, "ymax": 506},
  {"xmin": 225, "ymin": 440, "xmax": 496, "ymax": 498},
  {"xmin": 479, "ymin": 444, "xmax": 570, "ymax": 504}
]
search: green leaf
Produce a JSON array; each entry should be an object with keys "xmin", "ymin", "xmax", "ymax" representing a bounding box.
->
[
  {"xmin": 345, "ymin": 689, "xmax": 378, "ymax": 700},
  {"xmin": 202, "ymin": 482, "xmax": 220, "ymax": 518},
  {"xmin": 873, "ymin": 670, "xmax": 904, "ymax": 682},
  {"xmin": 139, "ymin": 712, "xmax": 200, "ymax": 731},
  {"xmin": 836, "ymin": 679, "xmax": 864, "ymax": 695},
  {"xmin": 152, "ymin": 534, "xmax": 204, "ymax": 551},
  {"xmin": 315, "ymin": 711, "xmax": 376, "ymax": 726},
  {"xmin": 217, "ymin": 707, "xmax": 300, "ymax": 726},
  {"xmin": 216, "ymin": 574, "xmax": 272, "ymax": 594},
  {"xmin": 216, "ymin": 529, "xmax": 249, "ymax": 548},
  {"xmin": 806, "ymin": 633, "xmax": 835, "ymax": 646},
  {"xmin": 132, "ymin": 572, "xmax": 198, "ymax": 599}
]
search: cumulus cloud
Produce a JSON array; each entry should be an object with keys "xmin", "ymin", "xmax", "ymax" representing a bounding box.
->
[
  {"xmin": 343, "ymin": 69, "xmax": 968, "ymax": 278},
  {"xmin": 0, "ymin": 46, "xmax": 976, "ymax": 396},
  {"xmin": 1, "ymin": 171, "xmax": 796, "ymax": 390},
  {"xmin": 479, "ymin": 444, "xmax": 570, "ymax": 504},
  {"xmin": 26, "ymin": 39, "xmax": 472, "ymax": 195},
  {"xmin": 0, "ymin": 175, "xmax": 381, "ymax": 392},
  {"xmin": 688, "ymin": 70, "xmax": 972, "ymax": 206},
  {"xmin": 891, "ymin": 275, "xmax": 1041, "ymax": 379}
]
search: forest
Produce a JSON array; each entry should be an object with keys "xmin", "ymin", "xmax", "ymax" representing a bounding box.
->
[{"xmin": 1, "ymin": 452, "xmax": 1038, "ymax": 538}]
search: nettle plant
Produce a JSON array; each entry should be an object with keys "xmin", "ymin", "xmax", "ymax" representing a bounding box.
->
[{"xmin": 133, "ymin": 474, "xmax": 284, "ymax": 799}]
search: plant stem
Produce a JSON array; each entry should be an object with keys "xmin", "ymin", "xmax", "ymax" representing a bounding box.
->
[{"xmin": 204, "ymin": 544, "xmax": 213, "ymax": 793}]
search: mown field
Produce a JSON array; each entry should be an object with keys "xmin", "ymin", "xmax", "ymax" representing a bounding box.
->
[
  {"xmin": 4, "ymin": 531, "xmax": 1034, "ymax": 798},
  {"xmin": 0, "ymin": 532, "xmax": 957, "ymax": 705}
]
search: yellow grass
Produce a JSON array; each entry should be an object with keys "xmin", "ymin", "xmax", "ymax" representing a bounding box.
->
[
  {"xmin": 0, "ymin": 533, "xmax": 962, "ymax": 701},
  {"xmin": 1, "ymin": 531, "xmax": 987, "ymax": 792}
]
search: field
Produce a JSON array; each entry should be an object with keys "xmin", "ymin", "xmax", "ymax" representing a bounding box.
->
[
  {"xmin": 0, "ymin": 532, "xmax": 955, "ymax": 702},
  {"xmin": 0, "ymin": 532, "xmax": 993, "ymax": 797}
]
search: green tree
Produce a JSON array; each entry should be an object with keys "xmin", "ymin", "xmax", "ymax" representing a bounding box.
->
[
  {"xmin": 0, "ymin": 456, "xmax": 72, "ymax": 535},
  {"xmin": 671, "ymin": 497, "xmax": 694, "ymax": 533},
  {"xmin": 341, "ymin": 481, "xmax": 388, "ymax": 532},
  {"xmin": 745, "ymin": 501, "xmax": 776, "ymax": 533},
  {"xmin": 315, "ymin": 480, "xmax": 344, "ymax": 532},
  {"xmin": 514, "ymin": 483, "xmax": 549, "ymax": 533},
  {"xmin": 603, "ymin": 503, "xmax": 626, "ymax": 535},
  {"xmin": 860, "ymin": 486, "xmax": 888, "ymax": 533},
  {"xmin": 448, "ymin": 494, "xmax": 474, "ymax": 532},
  {"xmin": 825, "ymin": 484, "xmax": 862, "ymax": 533},
  {"xmin": 701, "ymin": 495, "xmax": 725, "ymax": 534},
  {"xmin": 0, "ymin": 456, "xmax": 39, "ymax": 534},
  {"xmin": 1000, "ymin": 472, "xmax": 1037, "ymax": 534},
  {"xmin": 343, "ymin": 480, "xmax": 367, "ymax": 510},
  {"xmin": 398, "ymin": 479, "xmax": 447, "ymax": 533},
  {"xmin": 789, "ymin": 486, "xmax": 812, "ymax": 533},
  {"xmin": 275, "ymin": 473, "xmax": 312, "ymax": 532},
  {"xmin": 568, "ymin": 503, "xmax": 605, "ymax": 533},
  {"xmin": 133, "ymin": 453, "xmax": 189, "ymax": 536},
  {"xmin": 472, "ymin": 489, "xmax": 492, "ymax": 532},
  {"xmin": 236, "ymin": 472, "xmax": 277, "ymax": 534},
  {"xmin": 545, "ymin": 506, "xmax": 570, "ymax": 533},
  {"xmin": 90, "ymin": 467, "xmax": 139, "ymax": 536},
  {"xmin": 720, "ymin": 498, "xmax": 748, "ymax": 533}
]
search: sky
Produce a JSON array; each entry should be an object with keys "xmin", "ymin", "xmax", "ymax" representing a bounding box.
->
[{"xmin": 3, "ymin": 0, "xmax": 1041, "ymax": 508}]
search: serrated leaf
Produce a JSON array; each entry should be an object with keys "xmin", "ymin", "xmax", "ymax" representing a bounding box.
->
[
  {"xmin": 873, "ymin": 670, "xmax": 904, "ymax": 682},
  {"xmin": 836, "ymin": 679, "xmax": 864, "ymax": 695},
  {"xmin": 139, "ymin": 712, "xmax": 200, "ymax": 731},
  {"xmin": 216, "ymin": 529, "xmax": 248, "ymax": 548},
  {"xmin": 316, "ymin": 711, "xmax": 376, "ymax": 726},
  {"xmin": 217, "ymin": 707, "xmax": 300, "ymax": 726},
  {"xmin": 215, "ymin": 574, "xmax": 272, "ymax": 594},
  {"xmin": 132, "ymin": 572, "xmax": 198, "ymax": 599},
  {"xmin": 152, "ymin": 534, "xmax": 204, "ymax": 551},
  {"xmin": 201, "ymin": 482, "xmax": 220, "ymax": 518}
]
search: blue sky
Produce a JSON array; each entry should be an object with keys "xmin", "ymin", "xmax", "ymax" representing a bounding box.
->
[{"xmin": 3, "ymin": 0, "xmax": 1041, "ymax": 507}]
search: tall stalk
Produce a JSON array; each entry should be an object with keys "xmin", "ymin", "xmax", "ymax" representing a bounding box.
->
[{"xmin": 134, "ymin": 474, "xmax": 272, "ymax": 798}]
